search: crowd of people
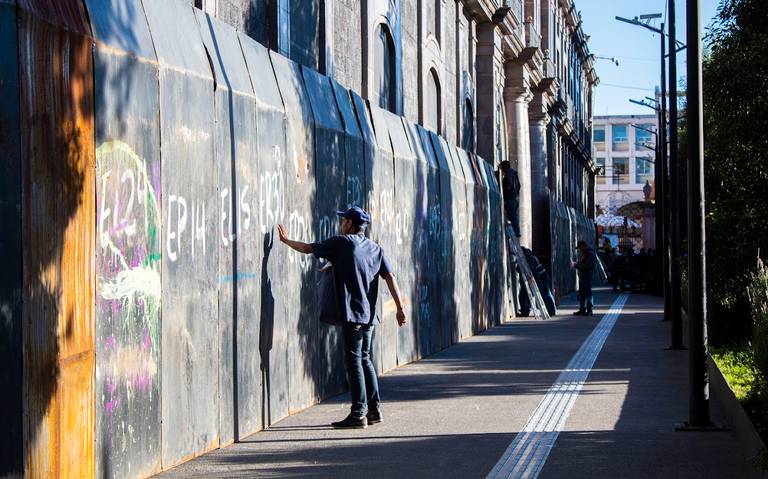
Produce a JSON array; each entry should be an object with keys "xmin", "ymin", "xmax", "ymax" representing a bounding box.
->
[{"xmin": 599, "ymin": 239, "xmax": 659, "ymax": 293}]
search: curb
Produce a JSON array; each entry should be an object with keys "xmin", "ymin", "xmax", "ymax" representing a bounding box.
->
[{"xmin": 708, "ymin": 352, "xmax": 768, "ymax": 475}]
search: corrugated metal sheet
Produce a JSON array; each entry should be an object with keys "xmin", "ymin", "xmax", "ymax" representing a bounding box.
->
[
  {"xmin": 368, "ymin": 104, "xmax": 397, "ymax": 373},
  {"xmin": 302, "ymin": 67, "xmax": 346, "ymax": 400},
  {"xmin": 239, "ymin": 33, "xmax": 289, "ymax": 428},
  {"xmin": 19, "ymin": 10, "xmax": 95, "ymax": 477},
  {"xmin": 196, "ymin": 10, "xmax": 262, "ymax": 443},
  {"xmin": 143, "ymin": 0, "xmax": 220, "ymax": 467},
  {"xmin": 430, "ymin": 133, "xmax": 459, "ymax": 347},
  {"xmin": 18, "ymin": 0, "xmax": 91, "ymax": 35},
  {"xmin": 87, "ymin": 0, "xmax": 163, "ymax": 476},
  {"xmin": 269, "ymin": 51, "xmax": 318, "ymax": 414},
  {"xmin": 388, "ymin": 113, "xmax": 418, "ymax": 366}
]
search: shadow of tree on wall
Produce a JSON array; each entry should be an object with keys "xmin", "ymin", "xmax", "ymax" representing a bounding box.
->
[{"xmin": 14, "ymin": 9, "xmax": 94, "ymax": 476}]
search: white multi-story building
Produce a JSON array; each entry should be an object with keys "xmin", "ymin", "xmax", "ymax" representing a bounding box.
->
[{"xmin": 593, "ymin": 114, "xmax": 657, "ymax": 215}]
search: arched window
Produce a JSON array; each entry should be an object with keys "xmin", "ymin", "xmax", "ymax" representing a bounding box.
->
[
  {"xmin": 374, "ymin": 23, "xmax": 397, "ymax": 113},
  {"xmin": 425, "ymin": 69, "xmax": 441, "ymax": 133},
  {"xmin": 462, "ymin": 99, "xmax": 475, "ymax": 152}
]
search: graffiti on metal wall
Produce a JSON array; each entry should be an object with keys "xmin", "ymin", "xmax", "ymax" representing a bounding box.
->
[{"xmin": 95, "ymin": 141, "xmax": 161, "ymax": 459}]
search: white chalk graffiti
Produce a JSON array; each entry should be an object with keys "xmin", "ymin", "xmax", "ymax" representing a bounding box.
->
[
  {"xmin": 287, "ymin": 210, "xmax": 311, "ymax": 270},
  {"xmin": 395, "ymin": 209, "xmax": 411, "ymax": 245},
  {"xmin": 98, "ymin": 142, "xmax": 158, "ymax": 248},
  {"xmin": 166, "ymin": 194, "xmax": 208, "ymax": 262},
  {"xmin": 259, "ymin": 146, "xmax": 286, "ymax": 234},
  {"xmin": 220, "ymin": 185, "xmax": 252, "ymax": 247},
  {"xmin": 346, "ymin": 175, "xmax": 363, "ymax": 207},
  {"xmin": 318, "ymin": 215, "xmax": 337, "ymax": 243}
]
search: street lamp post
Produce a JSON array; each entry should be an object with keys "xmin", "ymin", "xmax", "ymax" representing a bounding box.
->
[
  {"xmin": 616, "ymin": 14, "xmax": 672, "ymax": 326},
  {"xmin": 668, "ymin": 0, "xmax": 685, "ymax": 350},
  {"xmin": 681, "ymin": 0, "xmax": 713, "ymax": 430}
]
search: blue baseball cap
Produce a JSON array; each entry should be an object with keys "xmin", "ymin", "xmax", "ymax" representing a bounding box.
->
[{"xmin": 336, "ymin": 206, "xmax": 371, "ymax": 225}]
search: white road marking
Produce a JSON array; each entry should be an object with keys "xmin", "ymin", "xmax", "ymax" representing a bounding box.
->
[{"xmin": 487, "ymin": 293, "xmax": 630, "ymax": 479}]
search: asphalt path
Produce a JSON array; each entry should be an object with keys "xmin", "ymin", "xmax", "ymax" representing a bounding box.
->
[{"xmin": 158, "ymin": 289, "xmax": 760, "ymax": 478}]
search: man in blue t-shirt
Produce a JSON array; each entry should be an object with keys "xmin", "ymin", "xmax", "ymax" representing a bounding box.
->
[{"xmin": 277, "ymin": 206, "xmax": 406, "ymax": 429}]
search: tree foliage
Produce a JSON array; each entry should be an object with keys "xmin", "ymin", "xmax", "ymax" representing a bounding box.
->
[{"xmin": 702, "ymin": 0, "xmax": 768, "ymax": 344}]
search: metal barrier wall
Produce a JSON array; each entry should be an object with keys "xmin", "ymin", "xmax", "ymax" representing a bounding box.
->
[
  {"xmin": 0, "ymin": 0, "xmax": 23, "ymax": 475},
  {"xmin": 1, "ymin": 1, "xmax": 510, "ymax": 476},
  {"xmin": 87, "ymin": 0, "xmax": 162, "ymax": 475},
  {"xmin": 549, "ymin": 198, "xmax": 597, "ymax": 300},
  {"xmin": 17, "ymin": 0, "xmax": 96, "ymax": 476}
]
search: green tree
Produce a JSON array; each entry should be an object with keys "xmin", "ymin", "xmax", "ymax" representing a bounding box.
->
[{"xmin": 702, "ymin": 0, "xmax": 768, "ymax": 344}]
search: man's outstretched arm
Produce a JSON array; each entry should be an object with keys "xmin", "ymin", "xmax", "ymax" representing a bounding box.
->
[
  {"xmin": 277, "ymin": 224, "xmax": 313, "ymax": 254},
  {"xmin": 381, "ymin": 272, "xmax": 406, "ymax": 326}
]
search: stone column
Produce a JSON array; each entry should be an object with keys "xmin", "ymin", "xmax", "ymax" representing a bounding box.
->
[
  {"xmin": 504, "ymin": 61, "xmax": 533, "ymax": 248},
  {"xmin": 475, "ymin": 22, "xmax": 503, "ymax": 165},
  {"xmin": 529, "ymin": 91, "xmax": 550, "ymax": 257}
]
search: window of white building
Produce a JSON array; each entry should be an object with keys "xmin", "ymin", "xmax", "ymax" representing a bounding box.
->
[
  {"xmin": 635, "ymin": 157, "xmax": 653, "ymax": 184},
  {"xmin": 613, "ymin": 157, "xmax": 629, "ymax": 184},
  {"xmin": 425, "ymin": 68, "xmax": 441, "ymax": 134},
  {"xmin": 612, "ymin": 124, "xmax": 629, "ymax": 151},
  {"xmin": 635, "ymin": 124, "xmax": 654, "ymax": 149}
]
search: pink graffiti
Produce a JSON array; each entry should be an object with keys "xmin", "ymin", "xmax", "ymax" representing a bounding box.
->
[
  {"xmin": 142, "ymin": 327, "xmax": 153, "ymax": 351},
  {"xmin": 104, "ymin": 398, "xmax": 120, "ymax": 415},
  {"xmin": 133, "ymin": 374, "xmax": 152, "ymax": 393},
  {"xmin": 104, "ymin": 335, "xmax": 117, "ymax": 352}
]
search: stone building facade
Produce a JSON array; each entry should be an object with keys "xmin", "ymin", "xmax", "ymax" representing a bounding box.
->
[{"xmin": 190, "ymin": 0, "xmax": 598, "ymax": 287}]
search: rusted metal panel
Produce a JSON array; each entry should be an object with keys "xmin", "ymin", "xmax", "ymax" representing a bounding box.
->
[
  {"xmin": 270, "ymin": 51, "xmax": 318, "ymax": 414},
  {"xmin": 430, "ymin": 133, "xmax": 459, "ymax": 347},
  {"xmin": 196, "ymin": 9, "xmax": 262, "ymax": 445},
  {"xmin": 368, "ymin": 104, "xmax": 397, "ymax": 373},
  {"xmin": 239, "ymin": 33, "xmax": 289, "ymax": 428},
  {"xmin": 88, "ymin": 0, "xmax": 163, "ymax": 476},
  {"xmin": 143, "ymin": 0, "xmax": 220, "ymax": 467},
  {"xmin": 387, "ymin": 113, "xmax": 418, "ymax": 366},
  {"xmin": 17, "ymin": 0, "xmax": 90, "ymax": 35},
  {"xmin": 302, "ymin": 67, "xmax": 346, "ymax": 400},
  {"xmin": 19, "ymin": 10, "xmax": 96, "ymax": 478},
  {"xmin": 0, "ymin": 1, "xmax": 23, "ymax": 475}
]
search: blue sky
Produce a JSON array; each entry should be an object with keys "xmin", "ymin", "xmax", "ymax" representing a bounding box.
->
[{"xmin": 577, "ymin": 0, "xmax": 721, "ymax": 116}]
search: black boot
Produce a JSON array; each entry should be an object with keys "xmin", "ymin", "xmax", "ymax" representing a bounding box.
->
[
  {"xmin": 573, "ymin": 310, "xmax": 586, "ymax": 316},
  {"xmin": 331, "ymin": 413, "xmax": 368, "ymax": 429},
  {"xmin": 366, "ymin": 409, "xmax": 383, "ymax": 425}
]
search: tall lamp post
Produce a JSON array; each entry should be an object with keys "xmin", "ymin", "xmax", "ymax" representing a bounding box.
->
[
  {"xmin": 678, "ymin": 0, "xmax": 713, "ymax": 430},
  {"xmin": 617, "ymin": 14, "xmax": 679, "ymax": 338},
  {"xmin": 668, "ymin": 0, "xmax": 685, "ymax": 349}
]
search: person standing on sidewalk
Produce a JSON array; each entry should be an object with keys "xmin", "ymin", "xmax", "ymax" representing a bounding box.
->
[
  {"xmin": 277, "ymin": 206, "xmax": 406, "ymax": 429},
  {"xmin": 573, "ymin": 240, "xmax": 596, "ymax": 316}
]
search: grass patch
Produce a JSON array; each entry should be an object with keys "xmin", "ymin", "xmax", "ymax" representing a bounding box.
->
[{"xmin": 712, "ymin": 345, "xmax": 758, "ymax": 402}]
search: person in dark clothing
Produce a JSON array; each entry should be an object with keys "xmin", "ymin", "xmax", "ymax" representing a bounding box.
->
[
  {"xmin": 612, "ymin": 251, "xmax": 629, "ymax": 292},
  {"xmin": 573, "ymin": 240, "xmax": 596, "ymax": 316},
  {"xmin": 278, "ymin": 206, "xmax": 406, "ymax": 429},
  {"xmin": 517, "ymin": 247, "xmax": 557, "ymax": 317},
  {"xmin": 499, "ymin": 160, "xmax": 521, "ymax": 237}
]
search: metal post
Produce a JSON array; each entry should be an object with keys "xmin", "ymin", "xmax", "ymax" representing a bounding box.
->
[
  {"xmin": 668, "ymin": 0, "xmax": 684, "ymax": 348},
  {"xmin": 660, "ymin": 22, "xmax": 671, "ymax": 323},
  {"xmin": 685, "ymin": 0, "xmax": 711, "ymax": 428}
]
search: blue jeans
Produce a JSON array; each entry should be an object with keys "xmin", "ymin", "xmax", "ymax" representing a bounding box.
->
[
  {"xmin": 342, "ymin": 323, "xmax": 380, "ymax": 417},
  {"xmin": 578, "ymin": 271, "xmax": 594, "ymax": 312}
]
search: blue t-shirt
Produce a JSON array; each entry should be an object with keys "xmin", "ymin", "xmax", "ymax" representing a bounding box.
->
[{"xmin": 311, "ymin": 234, "xmax": 392, "ymax": 325}]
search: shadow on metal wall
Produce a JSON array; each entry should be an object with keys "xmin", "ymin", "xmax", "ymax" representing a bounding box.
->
[
  {"xmin": 11, "ymin": 0, "xmax": 96, "ymax": 476},
  {"xmin": 0, "ymin": 0, "xmax": 23, "ymax": 474}
]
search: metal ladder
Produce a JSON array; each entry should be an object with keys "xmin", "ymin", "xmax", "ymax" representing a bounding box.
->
[{"xmin": 506, "ymin": 226, "xmax": 551, "ymax": 320}]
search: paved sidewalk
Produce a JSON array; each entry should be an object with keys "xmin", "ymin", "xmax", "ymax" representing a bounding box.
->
[{"xmin": 158, "ymin": 290, "xmax": 761, "ymax": 478}]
